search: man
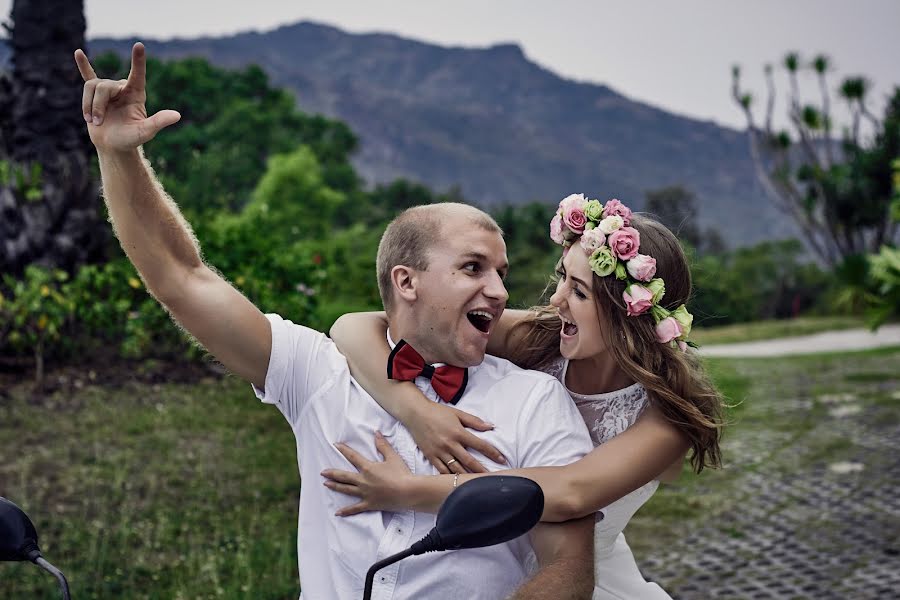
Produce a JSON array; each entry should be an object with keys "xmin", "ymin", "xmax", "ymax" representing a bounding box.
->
[{"xmin": 74, "ymin": 43, "xmax": 595, "ymax": 599}]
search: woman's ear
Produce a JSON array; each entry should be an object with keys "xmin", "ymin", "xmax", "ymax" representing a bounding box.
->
[{"xmin": 390, "ymin": 265, "xmax": 418, "ymax": 304}]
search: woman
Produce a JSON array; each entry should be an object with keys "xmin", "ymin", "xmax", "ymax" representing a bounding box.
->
[{"xmin": 324, "ymin": 195, "xmax": 725, "ymax": 598}]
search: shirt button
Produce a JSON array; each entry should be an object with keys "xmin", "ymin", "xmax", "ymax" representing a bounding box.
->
[{"xmin": 397, "ymin": 528, "xmax": 403, "ymax": 534}]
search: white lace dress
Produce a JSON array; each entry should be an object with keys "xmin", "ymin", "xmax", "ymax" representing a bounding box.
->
[{"xmin": 546, "ymin": 359, "xmax": 671, "ymax": 600}]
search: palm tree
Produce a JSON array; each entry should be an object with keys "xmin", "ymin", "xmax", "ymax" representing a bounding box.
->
[{"xmin": 0, "ymin": 0, "xmax": 106, "ymax": 275}]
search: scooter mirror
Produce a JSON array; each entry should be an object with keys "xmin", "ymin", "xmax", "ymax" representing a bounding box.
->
[
  {"xmin": 0, "ymin": 496, "xmax": 40, "ymax": 562},
  {"xmin": 431, "ymin": 475, "xmax": 544, "ymax": 550}
]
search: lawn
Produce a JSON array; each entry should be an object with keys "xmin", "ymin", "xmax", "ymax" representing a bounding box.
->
[{"xmin": 1, "ymin": 345, "xmax": 898, "ymax": 598}]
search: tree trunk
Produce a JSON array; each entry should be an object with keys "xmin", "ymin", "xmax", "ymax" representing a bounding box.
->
[{"xmin": 0, "ymin": 0, "xmax": 107, "ymax": 275}]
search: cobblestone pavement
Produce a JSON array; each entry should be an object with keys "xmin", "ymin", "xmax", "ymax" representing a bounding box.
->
[{"xmin": 637, "ymin": 351, "xmax": 900, "ymax": 599}]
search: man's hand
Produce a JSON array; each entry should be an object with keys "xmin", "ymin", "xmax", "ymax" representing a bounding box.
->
[{"xmin": 74, "ymin": 42, "xmax": 180, "ymax": 152}]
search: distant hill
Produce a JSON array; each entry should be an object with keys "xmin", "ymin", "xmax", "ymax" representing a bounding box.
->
[{"xmin": 1, "ymin": 21, "xmax": 791, "ymax": 245}]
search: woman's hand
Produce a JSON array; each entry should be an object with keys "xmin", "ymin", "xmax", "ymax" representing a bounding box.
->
[
  {"xmin": 405, "ymin": 401, "xmax": 506, "ymax": 474},
  {"xmin": 322, "ymin": 432, "xmax": 418, "ymax": 516}
]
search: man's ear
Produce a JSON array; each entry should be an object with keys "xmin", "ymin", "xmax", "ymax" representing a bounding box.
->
[{"xmin": 390, "ymin": 265, "xmax": 419, "ymax": 303}]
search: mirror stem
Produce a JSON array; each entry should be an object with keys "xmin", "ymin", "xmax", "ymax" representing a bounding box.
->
[
  {"xmin": 362, "ymin": 547, "xmax": 415, "ymax": 600},
  {"xmin": 34, "ymin": 556, "xmax": 71, "ymax": 600}
]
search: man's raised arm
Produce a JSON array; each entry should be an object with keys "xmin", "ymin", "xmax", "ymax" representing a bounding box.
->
[{"xmin": 75, "ymin": 42, "xmax": 271, "ymax": 388}]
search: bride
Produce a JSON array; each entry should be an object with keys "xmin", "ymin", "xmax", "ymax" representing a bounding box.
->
[{"xmin": 324, "ymin": 195, "xmax": 725, "ymax": 598}]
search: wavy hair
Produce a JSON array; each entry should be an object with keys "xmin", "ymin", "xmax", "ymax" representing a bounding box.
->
[{"xmin": 508, "ymin": 214, "xmax": 725, "ymax": 472}]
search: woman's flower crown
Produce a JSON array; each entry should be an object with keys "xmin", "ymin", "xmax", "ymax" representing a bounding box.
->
[{"xmin": 549, "ymin": 193, "xmax": 695, "ymax": 349}]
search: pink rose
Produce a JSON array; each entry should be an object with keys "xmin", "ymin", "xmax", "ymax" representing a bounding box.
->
[
  {"xmin": 549, "ymin": 214, "xmax": 564, "ymax": 244},
  {"xmin": 579, "ymin": 227, "xmax": 606, "ymax": 252},
  {"xmin": 558, "ymin": 193, "xmax": 587, "ymax": 215},
  {"xmin": 626, "ymin": 253, "xmax": 657, "ymax": 281},
  {"xmin": 603, "ymin": 198, "xmax": 632, "ymax": 225},
  {"xmin": 623, "ymin": 284, "xmax": 653, "ymax": 316},
  {"xmin": 655, "ymin": 317, "xmax": 683, "ymax": 343},
  {"xmin": 608, "ymin": 227, "xmax": 641, "ymax": 260},
  {"xmin": 563, "ymin": 207, "xmax": 587, "ymax": 234}
]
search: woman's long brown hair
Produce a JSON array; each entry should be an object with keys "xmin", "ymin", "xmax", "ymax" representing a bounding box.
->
[{"xmin": 507, "ymin": 214, "xmax": 725, "ymax": 472}]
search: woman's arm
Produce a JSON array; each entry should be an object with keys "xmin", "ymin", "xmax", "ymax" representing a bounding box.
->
[
  {"xmin": 329, "ymin": 312, "xmax": 506, "ymax": 472},
  {"xmin": 484, "ymin": 309, "xmax": 536, "ymax": 359},
  {"xmin": 324, "ymin": 404, "xmax": 689, "ymax": 522}
]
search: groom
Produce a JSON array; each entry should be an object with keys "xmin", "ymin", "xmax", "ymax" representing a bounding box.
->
[{"xmin": 75, "ymin": 43, "xmax": 595, "ymax": 599}]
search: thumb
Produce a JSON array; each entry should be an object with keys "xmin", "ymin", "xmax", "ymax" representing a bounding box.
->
[
  {"xmin": 453, "ymin": 408, "xmax": 494, "ymax": 432},
  {"xmin": 145, "ymin": 109, "xmax": 181, "ymax": 137}
]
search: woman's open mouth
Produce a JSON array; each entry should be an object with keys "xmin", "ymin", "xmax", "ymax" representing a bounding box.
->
[{"xmin": 561, "ymin": 315, "xmax": 578, "ymax": 337}]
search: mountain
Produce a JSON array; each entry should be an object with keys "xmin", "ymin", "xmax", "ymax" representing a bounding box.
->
[{"xmin": 1, "ymin": 21, "xmax": 789, "ymax": 245}]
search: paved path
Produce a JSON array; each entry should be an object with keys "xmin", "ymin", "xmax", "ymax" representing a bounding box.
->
[
  {"xmin": 640, "ymin": 341, "xmax": 900, "ymax": 599},
  {"xmin": 701, "ymin": 324, "xmax": 900, "ymax": 357}
]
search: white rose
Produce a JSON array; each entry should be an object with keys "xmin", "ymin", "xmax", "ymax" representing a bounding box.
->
[{"xmin": 598, "ymin": 215, "xmax": 624, "ymax": 234}]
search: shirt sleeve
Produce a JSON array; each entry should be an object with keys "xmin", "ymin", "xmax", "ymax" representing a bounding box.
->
[
  {"xmin": 515, "ymin": 375, "xmax": 594, "ymax": 468},
  {"xmin": 251, "ymin": 313, "xmax": 342, "ymax": 427}
]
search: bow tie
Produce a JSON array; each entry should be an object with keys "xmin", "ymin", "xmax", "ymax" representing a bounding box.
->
[{"xmin": 387, "ymin": 340, "xmax": 468, "ymax": 405}]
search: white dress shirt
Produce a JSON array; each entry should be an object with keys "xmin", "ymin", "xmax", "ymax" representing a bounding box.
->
[{"xmin": 253, "ymin": 314, "xmax": 593, "ymax": 600}]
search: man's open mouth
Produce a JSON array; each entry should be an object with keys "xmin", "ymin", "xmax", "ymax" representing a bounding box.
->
[{"xmin": 467, "ymin": 310, "xmax": 494, "ymax": 333}]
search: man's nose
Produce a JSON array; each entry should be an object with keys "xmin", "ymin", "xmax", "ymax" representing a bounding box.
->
[{"xmin": 485, "ymin": 271, "xmax": 509, "ymax": 303}]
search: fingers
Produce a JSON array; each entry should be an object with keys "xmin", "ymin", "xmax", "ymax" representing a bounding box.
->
[
  {"xmin": 145, "ymin": 109, "xmax": 182, "ymax": 137},
  {"xmin": 81, "ymin": 79, "xmax": 98, "ymax": 123},
  {"xmin": 453, "ymin": 408, "xmax": 495, "ymax": 432},
  {"xmin": 429, "ymin": 455, "xmax": 451, "ymax": 474},
  {"xmin": 333, "ymin": 442, "xmax": 370, "ymax": 470},
  {"xmin": 320, "ymin": 468, "xmax": 361, "ymax": 486},
  {"xmin": 322, "ymin": 480, "xmax": 362, "ymax": 498},
  {"xmin": 335, "ymin": 501, "xmax": 370, "ymax": 517},
  {"xmin": 126, "ymin": 42, "xmax": 147, "ymax": 93},
  {"xmin": 90, "ymin": 80, "xmax": 125, "ymax": 126},
  {"xmin": 447, "ymin": 445, "xmax": 487, "ymax": 473},
  {"xmin": 373, "ymin": 431, "xmax": 402, "ymax": 461},
  {"xmin": 461, "ymin": 431, "xmax": 507, "ymax": 465},
  {"xmin": 73, "ymin": 48, "xmax": 97, "ymax": 82}
]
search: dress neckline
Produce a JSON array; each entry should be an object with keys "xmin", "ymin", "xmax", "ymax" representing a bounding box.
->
[{"xmin": 560, "ymin": 358, "xmax": 643, "ymax": 401}]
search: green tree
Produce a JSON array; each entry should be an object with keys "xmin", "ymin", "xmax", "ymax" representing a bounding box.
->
[
  {"xmin": 92, "ymin": 53, "xmax": 360, "ymax": 219},
  {"xmin": 732, "ymin": 54, "xmax": 899, "ymax": 266}
]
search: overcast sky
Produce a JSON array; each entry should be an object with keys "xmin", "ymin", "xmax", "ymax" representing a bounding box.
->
[{"xmin": 3, "ymin": 0, "xmax": 898, "ymax": 130}]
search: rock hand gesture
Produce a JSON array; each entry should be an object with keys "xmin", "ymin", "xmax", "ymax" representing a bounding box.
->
[{"xmin": 74, "ymin": 42, "xmax": 181, "ymax": 151}]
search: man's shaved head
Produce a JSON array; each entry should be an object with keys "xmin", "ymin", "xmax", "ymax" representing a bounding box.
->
[{"xmin": 376, "ymin": 203, "xmax": 502, "ymax": 312}]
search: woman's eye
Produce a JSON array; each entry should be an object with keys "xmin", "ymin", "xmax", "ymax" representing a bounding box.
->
[
  {"xmin": 555, "ymin": 269, "xmax": 566, "ymax": 280},
  {"xmin": 574, "ymin": 288, "xmax": 588, "ymax": 300}
]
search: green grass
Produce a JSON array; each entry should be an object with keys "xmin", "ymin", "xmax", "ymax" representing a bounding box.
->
[
  {"xmin": 0, "ymin": 376, "xmax": 301, "ymax": 600},
  {"xmin": 691, "ymin": 315, "xmax": 866, "ymax": 345}
]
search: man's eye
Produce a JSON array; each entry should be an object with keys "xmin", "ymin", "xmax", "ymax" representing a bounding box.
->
[{"xmin": 463, "ymin": 263, "xmax": 480, "ymax": 272}]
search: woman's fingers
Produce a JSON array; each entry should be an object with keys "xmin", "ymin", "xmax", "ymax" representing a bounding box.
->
[
  {"xmin": 320, "ymin": 468, "xmax": 361, "ymax": 486},
  {"xmin": 333, "ymin": 442, "xmax": 371, "ymax": 470},
  {"xmin": 373, "ymin": 431, "xmax": 402, "ymax": 461},
  {"xmin": 429, "ymin": 455, "xmax": 451, "ymax": 474},
  {"xmin": 461, "ymin": 430, "xmax": 507, "ymax": 465},
  {"xmin": 335, "ymin": 502, "xmax": 369, "ymax": 517},
  {"xmin": 452, "ymin": 408, "xmax": 495, "ymax": 432},
  {"xmin": 448, "ymin": 445, "xmax": 485, "ymax": 473},
  {"xmin": 323, "ymin": 480, "xmax": 362, "ymax": 498}
]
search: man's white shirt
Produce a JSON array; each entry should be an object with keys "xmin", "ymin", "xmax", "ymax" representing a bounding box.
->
[{"xmin": 253, "ymin": 314, "xmax": 593, "ymax": 599}]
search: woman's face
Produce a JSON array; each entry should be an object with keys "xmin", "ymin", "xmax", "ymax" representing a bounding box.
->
[{"xmin": 549, "ymin": 248, "xmax": 608, "ymax": 360}]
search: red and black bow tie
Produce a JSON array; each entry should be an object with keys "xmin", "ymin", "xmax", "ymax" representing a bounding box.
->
[{"xmin": 387, "ymin": 340, "xmax": 468, "ymax": 405}]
